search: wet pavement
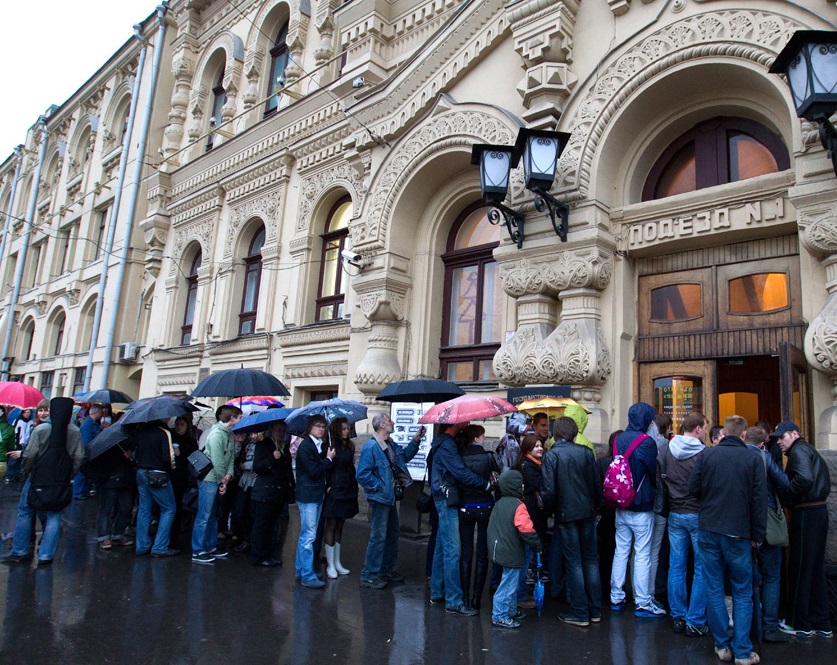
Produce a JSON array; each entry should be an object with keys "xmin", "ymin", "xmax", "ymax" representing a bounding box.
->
[{"xmin": 0, "ymin": 482, "xmax": 832, "ymax": 665}]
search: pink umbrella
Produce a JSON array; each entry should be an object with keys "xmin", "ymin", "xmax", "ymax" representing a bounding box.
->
[
  {"xmin": 0, "ymin": 381, "xmax": 46, "ymax": 409},
  {"xmin": 224, "ymin": 395, "xmax": 285, "ymax": 408},
  {"xmin": 418, "ymin": 394, "xmax": 517, "ymax": 425}
]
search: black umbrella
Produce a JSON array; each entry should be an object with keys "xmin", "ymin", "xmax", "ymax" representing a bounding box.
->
[
  {"xmin": 86, "ymin": 422, "xmax": 131, "ymax": 461},
  {"xmin": 125, "ymin": 393, "xmax": 192, "ymax": 409},
  {"xmin": 120, "ymin": 396, "xmax": 197, "ymax": 425},
  {"xmin": 73, "ymin": 388, "xmax": 134, "ymax": 404},
  {"xmin": 376, "ymin": 378, "xmax": 465, "ymax": 404},
  {"xmin": 191, "ymin": 368, "xmax": 290, "ymax": 398}
]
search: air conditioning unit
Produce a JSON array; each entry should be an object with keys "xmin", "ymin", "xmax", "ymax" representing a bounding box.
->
[{"xmin": 117, "ymin": 342, "xmax": 139, "ymax": 362}]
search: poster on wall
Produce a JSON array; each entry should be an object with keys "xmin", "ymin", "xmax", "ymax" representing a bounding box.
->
[{"xmin": 390, "ymin": 402, "xmax": 434, "ymax": 481}]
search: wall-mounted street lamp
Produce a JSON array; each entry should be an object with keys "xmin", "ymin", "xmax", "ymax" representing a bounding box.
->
[
  {"xmin": 770, "ymin": 30, "xmax": 837, "ymax": 176},
  {"xmin": 471, "ymin": 128, "xmax": 571, "ymax": 248}
]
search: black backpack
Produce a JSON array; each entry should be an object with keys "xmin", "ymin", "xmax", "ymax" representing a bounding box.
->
[{"xmin": 27, "ymin": 398, "xmax": 75, "ymax": 512}]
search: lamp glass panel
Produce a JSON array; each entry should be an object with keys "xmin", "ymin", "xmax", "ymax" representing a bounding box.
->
[
  {"xmin": 810, "ymin": 42, "xmax": 837, "ymax": 95},
  {"xmin": 481, "ymin": 150, "xmax": 511, "ymax": 191},
  {"xmin": 525, "ymin": 136, "xmax": 558, "ymax": 184},
  {"xmin": 787, "ymin": 52, "xmax": 811, "ymax": 110}
]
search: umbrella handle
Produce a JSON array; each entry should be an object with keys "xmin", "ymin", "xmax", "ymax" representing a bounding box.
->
[{"xmin": 536, "ymin": 552, "xmax": 542, "ymax": 569}]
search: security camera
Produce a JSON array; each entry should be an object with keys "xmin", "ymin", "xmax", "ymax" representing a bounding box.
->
[
  {"xmin": 275, "ymin": 74, "xmax": 287, "ymax": 88},
  {"xmin": 352, "ymin": 77, "xmax": 366, "ymax": 89},
  {"xmin": 341, "ymin": 249, "xmax": 361, "ymax": 264},
  {"xmin": 209, "ymin": 116, "xmax": 218, "ymax": 127}
]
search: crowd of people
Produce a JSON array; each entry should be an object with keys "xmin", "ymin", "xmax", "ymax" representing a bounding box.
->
[{"xmin": 1, "ymin": 396, "xmax": 833, "ymax": 665}]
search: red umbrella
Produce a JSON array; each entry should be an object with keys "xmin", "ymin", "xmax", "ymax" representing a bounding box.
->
[
  {"xmin": 418, "ymin": 394, "xmax": 517, "ymax": 425},
  {"xmin": 0, "ymin": 381, "xmax": 46, "ymax": 409}
]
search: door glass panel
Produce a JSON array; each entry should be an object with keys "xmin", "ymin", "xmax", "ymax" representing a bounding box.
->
[
  {"xmin": 653, "ymin": 376, "xmax": 703, "ymax": 435},
  {"xmin": 650, "ymin": 284, "xmax": 702, "ymax": 321},
  {"xmin": 728, "ymin": 273, "xmax": 788, "ymax": 313},
  {"xmin": 449, "ymin": 266, "xmax": 478, "ymax": 345}
]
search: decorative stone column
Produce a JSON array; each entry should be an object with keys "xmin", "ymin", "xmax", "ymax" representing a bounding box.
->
[
  {"xmin": 494, "ymin": 246, "xmax": 613, "ymax": 441},
  {"xmin": 353, "ymin": 278, "xmax": 409, "ymax": 401},
  {"xmin": 800, "ymin": 202, "xmax": 837, "ymax": 449}
]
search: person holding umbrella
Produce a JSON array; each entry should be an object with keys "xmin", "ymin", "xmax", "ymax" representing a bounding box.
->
[
  {"xmin": 295, "ymin": 415, "xmax": 335, "ymax": 588},
  {"xmin": 322, "ymin": 417, "xmax": 359, "ymax": 578},
  {"xmin": 192, "ymin": 404, "xmax": 242, "ymax": 564}
]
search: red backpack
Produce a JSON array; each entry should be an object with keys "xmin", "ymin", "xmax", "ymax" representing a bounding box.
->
[{"xmin": 602, "ymin": 434, "xmax": 650, "ymax": 509}]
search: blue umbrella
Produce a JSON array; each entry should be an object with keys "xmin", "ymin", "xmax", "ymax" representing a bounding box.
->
[
  {"xmin": 232, "ymin": 407, "xmax": 294, "ymax": 434},
  {"xmin": 284, "ymin": 398, "xmax": 368, "ymax": 434},
  {"xmin": 534, "ymin": 552, "xmax": 545, "ymax": 617}
]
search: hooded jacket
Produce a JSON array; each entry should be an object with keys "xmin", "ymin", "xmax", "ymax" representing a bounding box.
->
[
  {"xmin": 659, "ymin": 434, "xmax": 705, "ymax": 514},
  {"xmin": 563, "ymin": 404, "xmax": 595, "ymax": 453},
  {"xmin": 487, "ymin": 471, "xmax": 541, "ymax": 568},
  {"xmin": 614, "ymin": 402, "xmax": 658, "ymax": 512}
]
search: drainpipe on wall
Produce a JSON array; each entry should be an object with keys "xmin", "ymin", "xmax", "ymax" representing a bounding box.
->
[
  {"xmin": 99, "ymin": 2, "xmax": 169, "ymax": 390},
  {"xmin": 0, "ymin": 146, "xmax": 24, "ymax": 362},
  {"xmin": 0, "ymin": 118, "xmax": 49, "ymax": 381},
  {"xmin": 82, "ymin": 22, "xmax": 151, "ymax": 392}
]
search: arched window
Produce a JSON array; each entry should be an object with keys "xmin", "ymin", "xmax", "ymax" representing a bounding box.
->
[
  {"xmin": 21, "ymin": 320, "xmax": 35, "ymax": 361},
  {"xmin": 181, "ymin": 252, "xmax": 202, "ymax": 345},
  {"xmin": 440, "ymin": 204, "xmax": 503, "ymax": 383},
  {"xmin": 53, "ymin": 312, "xmax": 65, "ymax": 356},
  {"xmin": 206, "ymin": 66, "xmax": 226, "ymax": 152},
  {"xmin": 643, "ymin": 117, "xmax": 790, "ymax": 201},
  {"xmin": 265, "ymin": 22, "xmax": 289, "ymax": 115},
  {"xmin": 316, "ymin": 197, "xmax": 352, "ymax": 322},
  {"xmin": 239, "ymin": 228, "xmax": 265, "ymax": 335}
]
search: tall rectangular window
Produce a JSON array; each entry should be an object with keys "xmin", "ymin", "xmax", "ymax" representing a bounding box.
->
[
  {"xmin": 40, "ymin": 371, "xmax": 54, "ymax": 400},
  {"xmin": 93, "ymin": 207, "xmax": 109, "ymax": 261},
  {"xmin": 73, "ymin": 366, "xmax": 86, "ymax": 394}
]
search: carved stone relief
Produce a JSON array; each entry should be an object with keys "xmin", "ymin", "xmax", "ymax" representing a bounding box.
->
[
  {"xmin": 227, "ymin": 189, "xmax": 282, "ymax": 257},
  {"xmin": 297, "ymin": 158, "xmax": 370, "ymax": 234},
  {"xmin": 170, "ymin": 218, "xmax": 216, "ymax": 276},
  {"xmin": 500, "ymin": 249, "xmax": 613, "ymax": 297},
  {"xmin": 555, "ymin": 10, "xmax": 802, "ymax": 196}
]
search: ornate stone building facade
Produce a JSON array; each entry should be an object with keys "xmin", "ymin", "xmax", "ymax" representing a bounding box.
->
[{"xmin": 2, "ymin": 0, "xmax": 837, "ymax": 460}]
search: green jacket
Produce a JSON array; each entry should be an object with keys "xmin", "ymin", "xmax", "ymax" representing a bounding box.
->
[
  {"xmin": 0, "ymin": 420, "xmax": 14, "ymax": 457},
  {"xmin": 487, "ymin": 470, "xmax": 541, "ymax": 568},
  {"xmin": 564, "ymin": 404, "xmax": 595, "ymax": 453},
  {"xmin": 203, "ymin": 421, "xmax": 235, "ymax": 484}
]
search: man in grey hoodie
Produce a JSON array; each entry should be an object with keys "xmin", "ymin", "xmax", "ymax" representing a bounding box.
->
[{"xmin": 658, "ymin": 411, "xmax": 708, "ymax": 636}]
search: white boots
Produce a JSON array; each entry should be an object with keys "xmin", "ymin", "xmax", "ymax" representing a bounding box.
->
[
  {"xmin": 334, "ymin": 542, "xmax": 350, "ymax": 575},
  {"xmin": 325, "ymin": 543, "xmax": 350, "ymax": 579}
]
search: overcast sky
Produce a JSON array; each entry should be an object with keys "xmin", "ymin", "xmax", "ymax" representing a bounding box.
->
[{"xmin": 0, "ymin": 1, "xmax": 158, "ymax": 159}]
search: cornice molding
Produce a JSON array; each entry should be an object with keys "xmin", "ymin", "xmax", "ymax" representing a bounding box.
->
[{"xmin": 276, "ymin": 322, "xmax": 351, "ymax": 348}]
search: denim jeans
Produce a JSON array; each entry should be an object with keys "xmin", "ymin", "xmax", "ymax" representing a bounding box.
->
[
  {"xmin": 72, "ymin": 470, "xmax": 91, "ymax": 498},
  {"xmin": 492, "ymin": 566, "xmax": 520, "ymax": 622},
  {"xmin": 648, "ymin": 513, "xmax": 667, "ymax": 598},
  {"xmin": 516, "ymin": 545, "xmax": 534, "ymax": 601},
  {"xmin": 756, "ymin": 543, "xmax": 782, "ymax": 633},
  {"xmin": 559, "ymin": 516, "xmax": 602, "ymax": 619},
  {"xmin": 191, "ymin": 480, "xmax": 220, "ymax": 555},
  {"xmin": 10, "ymin": 479, "xmax": 62, "ymax": 561},
  {"xmin": 295, "ymin": 500, "xmax": 323, "ymax": 583},
  {"xmin": 361, "ymin": 500, "xmax": 399, "ymax": 581},
  {"xmin": 430, "ymin": 499, "xmax": 463, "ymax": 608},
  {"xmin": 135, "ymin": 470, "xmax": 176, "ymax": 554},
  {"xmin": 667, "ymin": 512, "xmax": 706, "ymax": 627},
  {"xmin": 699, "ymin": 530, "xmax": 753, "ymax": 660},
  {"xmin": 610, "ymin": 510, "xmax": 654, "ymax": 607},
  {"xmin": 550, "ymin": 526, "xmax": 565, "ymax": 597}
]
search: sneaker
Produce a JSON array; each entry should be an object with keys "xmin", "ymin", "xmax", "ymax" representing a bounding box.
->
[
  {"xmin": 300, "ymin": 578, "xmax": 326, "ymax": 589},
  {"xmin": 733, "ymin": 652, "xmax": 760, "ymax": 665},
  {"xmin": 517, "ymin": 598, "xmax": 536, "ymax": 609},
  {"xmin": 778, "ymin": 622, "xmax": 813, "ymax": 638},
  {"xmin": 685, "ymin": 623, "xmax": 710, "ymax": 637},
  {"xmin": 112, "ymin": 538, "xmax": 134, "ymax": 547},
  {"xmin": 99, "ymin": 539, "xmax": 112, "ymax": 550},
  {"xmin": 762, "ymin": 630, "xmax": 790, "ymax": 643},
  {"xmin": 445, "ymin": 604, "xmax": 478, "ymax": 616},
  {"xmin": 192, "ymin": 553, "xmax": 216, "ymax": 564},
  {"xmin": 492, "ymin": 618, "xmax": 521, "ymax": 629},
  {"xmin": 559, "ymin": 613, "xmax": 590, "ymax": 627},
  {"xmin": 429, "ymin": 596, "xmax": 445, "ymax": 605},
  {"xmin": 1, "ymin": 553, "xmax": 33, "ymax": 564},
  {"xmin": 511, "ymin": 610, "xmax": 527, "ymax": 621},
  {"xmin": 635, "ymin": 603, "xmax": 666, "ymax": 618},
  {"xmin": 714, "ymin": 646, "xmax": 733, "ymax": 662},
  {"xmin": 525, "ymin": 569, "xmax": 537, "ymax": 586},
  {"xmin": 360, "ymin": 577, "xmax": 387, "ymax": 590},
  {"xmin": 610, "ymin": 600, "xmax": 626, "ymax": 612},
  {"xmin": 381, "ymin": 570, "xmax": 405, "ymax": 583},
  {"xmin": 209, "ymin": 548, "xmax": 229, "ymax": 559},
  {"xmin": 590, "ymin": 614, "xmax": 602, "ymax": 623},
  {"xmin": 813, "ymin": 630, "xmax": 833, "ymax": 639},
  {"xmin": 151, "ymin": 548, "xmax": 180, "ymax": 557},
  {"xmin": 672, "ymin": 618, "xmax": 686, "ymax": 633}
]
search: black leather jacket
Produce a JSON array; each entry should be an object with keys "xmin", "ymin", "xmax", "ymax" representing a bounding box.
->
[
  {"xmin": 782, "ymin": 438, "xmax": 831, "ymax": 508},
  {"xmin": 459, "ymin": 444, "xmax": 498, "ymax": 505},
  {"xmin": 541, "ymin": 439, "xmax": 602, "ymax": 523}
]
